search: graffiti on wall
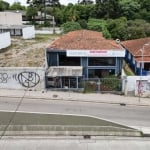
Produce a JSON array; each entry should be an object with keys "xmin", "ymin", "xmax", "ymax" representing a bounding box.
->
[
  {"xmin": 0, "ymin": 71, "xmax": 40, "ymax": 88},
  {"xmin": 18, "ymin": 72, "xmax": 40, "ymax": 88},
  {"xmin": 137, "ymin": 80, "xmax": 150, "ymax": 96},
  {"xmin": 0, "ymin": 73, "xmax": 10, "ymax": 83}
]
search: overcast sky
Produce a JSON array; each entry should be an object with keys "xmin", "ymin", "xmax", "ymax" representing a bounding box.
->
[{"xmin": 4, "ymin": 0, "xmax": 78, "ymax": 6}]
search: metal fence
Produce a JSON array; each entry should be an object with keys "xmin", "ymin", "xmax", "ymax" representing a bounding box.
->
[{"xmin": 83, "ymin": 78, "xmax": 122, "ymax": 93}]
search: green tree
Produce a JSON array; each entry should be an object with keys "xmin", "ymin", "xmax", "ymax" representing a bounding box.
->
[
  {"xmin": 119, "ymin": 0, "xmax": 140, "ymax": 20},
  {"xmin": 63, "ymin": 4, "xmax": 79, "ymax": 22},
  {"xmin": 87, "ymin": 18, "xmax": 111, "ymax": 38},
  {"xmin": 26, "ymin": 5, "xmax": 38, "ymax": 24},
  {"xmin": 0, "ymin": 0, "xmax": 9, "ymax": 11},
  {"xmin": 61, "ymin": 21, "xmax": 81, "ymax": 33},
  {"xmin": 126, "ymin": 19, "xmax": 150, "ymax": 39},
  {"xmin": 27, "ymin": 0, "xmax": 60, "ymax": 25},
  {"xmin": 9, "ymin": 2, "xmax": 26, "ymax": 10},
  {"xmin": 78, "ymin": 0, "xmax": 93, "ymax": 5},
  {"xmin": 138, "ymin": 0, "xmax": 150, "ymax": 11},
  {"xmin": 107, "ymin": 17, "xmax": 128, "ymax": 40},
  {"xmin": 46, "ymin": 7, "xmax": 63, "ymax": 26},
  {"xmin": 75, "ymin": 4, "xmax": 94, "ymax": 21},
  {"xmin": 95, "ymin": 0, "xmax": 121, "ymax": 19}
]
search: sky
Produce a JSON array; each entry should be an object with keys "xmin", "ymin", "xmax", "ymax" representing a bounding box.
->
[{"xmin": 4, "ymin": 0, "xmax": 78, "ymax": 6}]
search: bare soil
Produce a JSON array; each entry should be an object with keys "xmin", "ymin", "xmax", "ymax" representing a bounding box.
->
[{"xmin": 0, "ymin": 34, "xmax": 58, "ymax": 67}]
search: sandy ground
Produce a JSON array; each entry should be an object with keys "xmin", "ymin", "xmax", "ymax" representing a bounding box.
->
[{"xmin": 0, "ymin": 35, "xmax": 58, "ymax": 67}]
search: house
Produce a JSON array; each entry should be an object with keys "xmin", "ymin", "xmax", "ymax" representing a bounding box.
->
[
  {"xmin": 0, "ymin": 11, "xmax": 22, "ymax": 25},
  {"xmin": 122, "ymin": 38, "xmax": 150, "ymax": 76},
  {"xmin": 0, "ymin": 12, "xmax": 35, "ymax": 39},
  {"xmin": 0, "ymin": 25, "xmax": 35, "ymax": 39},
  {"xmin": 45, "ymin": 30, "xmax": 125, "ymax": 89}
]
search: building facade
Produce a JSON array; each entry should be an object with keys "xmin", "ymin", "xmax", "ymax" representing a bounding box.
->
[
  {"xmin": 46, "ymin": 30, "xmax": 125, "ymax": 90},
  {"xmin": 0, "ymin": 12, "xmax": 22, "ymax": 25},
  {"xmin": 123, "ymin": 38, "xmax": 150, "ymax": 76}
]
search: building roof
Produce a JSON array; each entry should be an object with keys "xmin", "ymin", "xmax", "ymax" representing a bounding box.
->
[
  {"xmin": 48, "ymin": 30, "xmax": 121, "ymax": 50},
  {"xmin": 0, "ymin": 25, "xmax": 33, "ymax": 29},
  {"xmin": 122, "ymin": 37, "xmax": 150, "ymax": 62}
]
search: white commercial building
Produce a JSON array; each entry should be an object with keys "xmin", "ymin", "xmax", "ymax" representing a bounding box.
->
[
  {"xmin": 0, "ymin": 25, "xmax": 35, "ymax": 39},
  {"xmin": 0, "ymin": 12, "xmax": 22, "ymax": 25}
]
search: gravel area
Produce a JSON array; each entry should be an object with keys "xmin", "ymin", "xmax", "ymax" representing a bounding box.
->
[{"xmin": 0, "ymin": 35, "xmax": 58, "ymax": 67}]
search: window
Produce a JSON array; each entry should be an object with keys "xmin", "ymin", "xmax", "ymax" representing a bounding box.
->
[
  {"xmin": 59, "ymin": 54, "xmax": 80, "ymax": 66},
  {"xmin": 88, "ymin": 57, "xmax": 115, "ymax": 66}
]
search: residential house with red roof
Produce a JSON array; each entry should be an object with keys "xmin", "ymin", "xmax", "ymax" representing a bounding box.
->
[
  {"xmin": 46, "ymin": 30, "xmax": 125, "ymax": 89},
  {"xmin": 122, "ymin": 38, "xmax": 150, "ymax": 76}
]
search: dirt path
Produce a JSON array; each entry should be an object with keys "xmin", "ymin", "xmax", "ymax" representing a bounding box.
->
[{"xmin": 0, "ymin": 35, "xmax": 58, "ymax": 67}]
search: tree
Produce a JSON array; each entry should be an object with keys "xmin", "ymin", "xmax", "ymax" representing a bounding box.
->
[
  {"xmin": 78, "ymin": 0, "xmax": 93, "ymax": 5},
  {"xmin": 95, "ymin": 0, "xmax": 121, "ymax": 19},
  {"xmin": 138, "ymin": 0, "xmax": 150, "ymax": 11},
  {"xmin": 126, "ymin": 19, "xmax": 150, "ymax": 39},
  {"xmin": 26, "ymin": 5, "xmax": 38, "ymax": 24},
  {"xmin": 27, "ymin": 0, "xmax": 60, "ymax": 25},
  {"xmin": 87, "ymin": 18, "xmax": 111, "ymax": 38},
  {"xmin": 107, "ymin": 17, "xmax": 128, "ymax": 40},
  {"xmin": 10, "ymin": 2, "xmax": 26, "ymax": 10},
  {"xmin": 119, "ymin": 0, "xmax": 140, "ymax": 20},
  {"xmin": 0, "ymin": 0, "xmax": 9, "ymax": 11},
  {"xmin": 62, "ymin": 4, "xmax": 79, "ymax": 22},
  {"xmin": 75, "ymin": 4, "xmax": 94, "ymax": 20}
]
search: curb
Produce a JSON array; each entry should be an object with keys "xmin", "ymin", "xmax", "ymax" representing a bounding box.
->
[{"xmin": 0, "ymin": 95, "xmax": 150, "ymax": 107}]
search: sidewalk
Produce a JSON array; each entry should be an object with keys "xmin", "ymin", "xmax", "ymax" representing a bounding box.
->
[{"xmin": 0, "ymin": 89, "xmax": 150, "ymax": 106}]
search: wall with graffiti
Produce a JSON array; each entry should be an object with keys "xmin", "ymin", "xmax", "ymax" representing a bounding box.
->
[
  {"xmin": 123, "ymin": 76, "xmax": 150, "ymax": 97},
  {"xmin": 0, "ymin": 67, "xmax": 45, "ymax": 90}
]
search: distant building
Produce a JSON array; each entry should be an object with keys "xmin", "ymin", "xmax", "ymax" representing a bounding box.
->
[
  {"xmin": 0, "ymin": 12, "xmax": 22, "ymax": 25},
  {"xmin": 123, "ymin": 38, "xmax": 150, "ymax": 76},
  {"xmin": 0, "ymin": 11, "xmax": 35, "ymax": 39},
  {"xmin": 0, "ymin": 25, "xmax": 35, "ymax": 39},
  {"xmin": 46, "ymin": 30, "xmax": 125, "ymax": 89}
]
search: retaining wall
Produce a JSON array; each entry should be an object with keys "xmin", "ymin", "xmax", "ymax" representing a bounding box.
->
[
  {"xmin": 0, "ymin": 67, "xmax": 45, "ymax": 90},
  {"xmin": 123, "ymin": 76, "xmax": 150, "ymax": 97}
]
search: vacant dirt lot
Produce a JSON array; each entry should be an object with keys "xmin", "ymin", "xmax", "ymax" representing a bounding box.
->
[{"xmin": 0, "ymin": 34, "xmax": 59, "ymax": 67}]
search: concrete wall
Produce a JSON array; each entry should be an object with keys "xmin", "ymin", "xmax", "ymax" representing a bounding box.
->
[
  {"xmin": 0, "ymin": 32, "xmax": 11, "ymax": 50},
  {"xmin": 22, "ymin": 26, "xmax": 35, "ymax": 39},
  {"xmin": 123, "ymin": 76, "xmax": 150, "ymax": 97},
  {"xmin": 0, "ymin": 67, "xmax": 45, "ymax": 90},
  {"xmin": 0, "ymin": 12, "xmax": 22, "ymax": 25}
]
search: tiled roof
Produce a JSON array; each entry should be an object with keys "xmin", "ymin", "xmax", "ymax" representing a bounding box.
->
[
  {"xmin": 136, "ymin": 56, "xmax": 150, "ymax": 62},
  {"xmin": 48, "ymin": 30, "xmax": 121, "ymax": 50},
  {"xmin": 122, "ymin": 38, "xmax": 150, "ymax": 62},
  {"xmin": 122, "ymin": 38, "xmax": 150, "ymax": 56}
]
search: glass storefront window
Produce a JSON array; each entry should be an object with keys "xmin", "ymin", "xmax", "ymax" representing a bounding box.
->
[{"xmin": 88, "ymin": 57, "xmax": 115, "ymax": 66}]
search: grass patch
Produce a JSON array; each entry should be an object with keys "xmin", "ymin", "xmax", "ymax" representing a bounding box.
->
[
  {"xmin": 124, "ymin": 62, "xmax": 135, "ymax": 76},
  {"xmin": 35, "ymin": 34, "xmax": 58, "ymax": 42},
  {"xmin": 0, "ymin": 111, "xmax": 129, "ymax": 129}
]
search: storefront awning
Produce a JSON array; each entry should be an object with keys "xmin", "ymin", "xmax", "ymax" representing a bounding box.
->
[{"xmin": 47, "ymin": 66, "xmax": 83, "ymax": 77}]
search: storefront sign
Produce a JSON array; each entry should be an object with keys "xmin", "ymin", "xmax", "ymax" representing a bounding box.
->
[{"xmin": 67, "ymin": 50, "xmax": 125, "ymax": 57}]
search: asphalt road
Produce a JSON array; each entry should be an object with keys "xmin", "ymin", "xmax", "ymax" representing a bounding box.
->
[{"xmin": 0, "ymin": 97, "xmax": 150, "ymax": 127}]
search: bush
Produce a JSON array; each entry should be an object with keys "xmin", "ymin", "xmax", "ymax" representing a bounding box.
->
[
  {"xmin": 61, "ymin": 21, "xmax": 82, "ymax": 33},
  {"xmin": 87, "ymin": 18, "xmax": 111, "ymax": 39}
]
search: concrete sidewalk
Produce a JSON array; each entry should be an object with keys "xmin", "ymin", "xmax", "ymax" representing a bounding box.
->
[{"xmin": 0, "ymin": 89, "xmax": 150, "ymax": 106}]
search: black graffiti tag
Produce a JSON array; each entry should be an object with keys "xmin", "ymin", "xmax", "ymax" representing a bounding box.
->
[
  {"xmin": 18, "ymin": 72, "xmax": 40, "ymax": 88},
  {"xmin": 0, "ymin": 73, "xmax": 8, "ymax": 83}
]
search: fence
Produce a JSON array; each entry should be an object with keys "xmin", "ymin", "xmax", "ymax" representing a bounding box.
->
[{"xmin": 83, "ymin": 78, "xmax": 122, "ymax": 93}]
